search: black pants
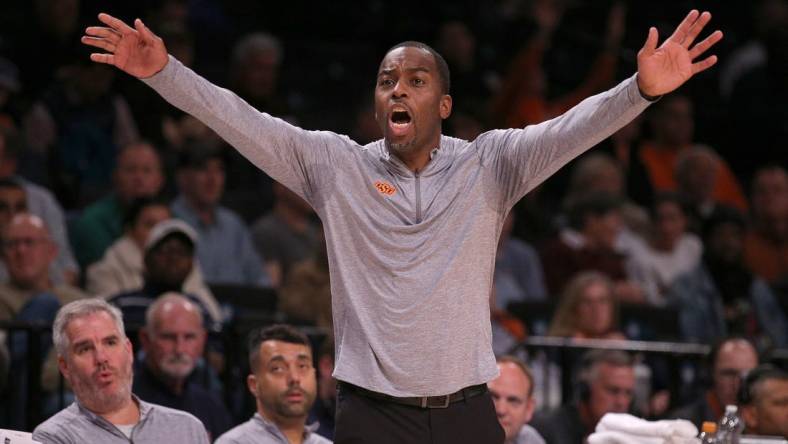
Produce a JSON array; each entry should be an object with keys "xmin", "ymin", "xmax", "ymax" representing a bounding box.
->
[{"xmin": 334, "ymin": 383, "xmax": 505, "ymax": 444}]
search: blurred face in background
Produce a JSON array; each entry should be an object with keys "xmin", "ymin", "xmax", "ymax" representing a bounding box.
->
[
  {"xmin": 180, "ymin": 158, "xmax": 225, "ymax": 209},
  {"xmin": 114, "ymin": 143, "xmax": 164, "ymax": 203},
  {"xmin": 489, "ymin": 362, "xmax": 535, "ymax": 442},
  {"xmin": 713, "ymin": 340, "xmax": 758, "ymax": 407},
  {"xmin": 2, "ymin": 215, "xmax": 56, "ymax": 288},
  {"xmin": 575, "ymin": 280, "xmax": 615, "ymax": 338},
  {"xmin": 654, "ymin": 200, "xmax": 687, "ymax": 248},
  {"xmin": 752, "ymin": 167, "xmax": 788, "ymax": 224},
  {"xmin": 142, "ymin": 298, "xmax": 206, "ymax": 381},
  {"xmin": 587, "ymin": 363, "xmax": 635, "ymax": 426}
]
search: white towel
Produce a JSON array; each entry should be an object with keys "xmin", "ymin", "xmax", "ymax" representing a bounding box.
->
[
  {"xmin": 596, "ymin": 413, "xmax": 698, "ymax": 438},
  {"xmin": 588, "ymin": 414, "xmax": 700, "ymax": 444}
]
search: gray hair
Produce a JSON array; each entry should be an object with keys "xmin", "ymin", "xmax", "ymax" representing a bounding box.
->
[
  {"xmin": 231, "ymin": 32, "xmax": 282, "ymax": 67},
  {"xmin": 144, "ymin": 292, "xmax": 203, "ymax": 335},
  {"xmin": 53, "ymin": 299, "xmax": 126, "ymax": 357}
]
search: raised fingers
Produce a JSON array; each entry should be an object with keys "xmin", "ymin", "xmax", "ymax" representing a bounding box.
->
[
  {"xmin": 85, "ymin": 26, "xmax": 121, "ymax": 42},
  {"xmin": 81, "ymin": 36, "xmax": 116, "ymax": 54},
  {"xmin": 89, "ymin": 53, "xmax": 116, "ymax": 66},
  {"xmin": 97, "ymin": 13, "xmax": 135, "ymax": 35},
  {"xmin": 667, "ymin": 10, "xmax": 699, "ymax": 45},
  {"xmin": 681, "ymin": 11, "xmax": 712, "ymax": 48},
  {"xmin": 691, "ymin": 55, "xmax": 718, "ymax": 75},
  {"xmin": 689, "ymin": 30, "xmax": 723, "ymax": 60}
]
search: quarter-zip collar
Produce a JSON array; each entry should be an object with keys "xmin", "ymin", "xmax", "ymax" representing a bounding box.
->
[{"xmin": 376, "ymin": 136, "xmax": 452, "ymax": 178}]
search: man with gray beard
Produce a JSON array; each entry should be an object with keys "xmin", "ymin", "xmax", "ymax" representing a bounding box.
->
[
  {"xmin": 32, "ymin": 298, "xmax": 209, "ymax": 443},
  {"xmin": 133, "ymin": 292, "xmax": 232, "ymax": 440}
]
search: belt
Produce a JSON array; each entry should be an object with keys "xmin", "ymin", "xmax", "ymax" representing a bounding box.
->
[{"xmin": 340, "ymin": 382, "xmax": 488, "ymax": 409}]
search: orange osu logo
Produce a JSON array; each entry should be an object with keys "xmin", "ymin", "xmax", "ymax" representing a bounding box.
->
[{"xmin": 374, "ymin": 180, "xmax": 396, "ymax": 196}]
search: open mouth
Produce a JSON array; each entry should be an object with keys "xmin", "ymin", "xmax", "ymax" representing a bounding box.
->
[
  {"xmin": 391, "ymin": 109, "xmax": 411, "ymax": 124},
  {"xmin": 388, "ymin": 107, "xmax": 413, "ymax": 138}
]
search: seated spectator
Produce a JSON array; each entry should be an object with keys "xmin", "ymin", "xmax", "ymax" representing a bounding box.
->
[
  {"xmin": 0, "ymin": 214, "xmax": 87, "ymax": 348},
  {"xmin": 547, "ymin": 272, "xmax": 625, "ymax": 340},
  {"xmin": 32, "ymin": 299, "xmax": 210, "ymax": 443},
  {"xmin": 85, "ymin": 197, "xmax": 213, "ymax": 303},
  {"xmin": 626, "ymin": 193, "xmax": 703, "ymax": 306},
  {"xmin": 541, "ymin": 193, "xmax": 644, "ymax": 303},
  {"xmin": 531, "ymin": 349, "xmax": 635, "ymax": 444},
  {"xmin": 637, "ymin": 94, "xmax": 747, "ymax": 212},
  {"xmin": 740, "ymin": 365, "xmax": 788, "ymax": 439},
  {"xmin": 252, "ymin": 181, "xmax": 320, "ymax": 288},
  {"xmin": 744, "ymin": 165, "xmax": 788, "ymax": 286},
  {"xmin": 488, "ymin": 356, "xmax": 546, "ymax": 444},
  {"xmin": 668, "ymin": 337, "xmax": 759, "ymax": 429},
  {"xmin": 674, "ymin": 144, "xmax": 732, "ymax": 233},
  {"xmin": 0, "ymin": 213, "xmax": 88, "ymax": 426},
  {"xmin": 563, "ymin": 153, "xmax": 650, "ymax": 240},
  {"xmin": 494, "ymin": 212, "xmax": 547, "ymax": 311},
  {"xmin": 490, "ymin": 285, "xmax": 528, "ymax": 356},
  {"xmin": 1, "ymin": 128, "xmax": 79, "ymax": 284},
  {"xmin": 215, "ymin": 324, "xmax": 331, "ymax": 443},
  {"xmin": 307, "ymin": 336, "xmax": 336, "ymax": 440},
  {"xmin": 172, "ymin": 144, "xmax": 270, "ymax": 287},
  {"xmin": 69, "ymin": 141, "xmax": 164, "ymax": 268},
  {"xmin": 135, "ymin": 293, "xmax": 232, "ymax": 440},
  {"xmin": 279, "ymin": 225, "xmax": 332, "ymax": 328},
  {"xmin": 668, "ymin": 207, "xmax": 788, "ymax": 347},
  {"xmin": 107, "ymin": 219, "xmax": 222, "ymax": 328}
]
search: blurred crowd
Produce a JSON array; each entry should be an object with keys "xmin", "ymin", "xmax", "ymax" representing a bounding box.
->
[{"xmin": 0, "ymin": 0, "xmax": 786, "ymax": 442}]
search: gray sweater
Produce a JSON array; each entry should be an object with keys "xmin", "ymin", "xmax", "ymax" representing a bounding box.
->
[
  {"xmin": 144, "ymin": 57, "xmax": 650, "ymax": 396},
  {"xmin": 32, "ymin": 396, "xmax": 210, "ymax": 443}
]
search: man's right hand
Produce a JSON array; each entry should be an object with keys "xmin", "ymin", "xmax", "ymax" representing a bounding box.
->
[{"xmin": 81, "ymin": 13, "xmax": 168, "ymax": 79}]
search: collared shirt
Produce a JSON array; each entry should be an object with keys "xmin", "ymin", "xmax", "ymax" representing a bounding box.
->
[
  {"xmin": 171, "ymin": 196, "xmax": 270, "ymax": 287},
  {"xmin": 32, "ymin": 395, "xmax": 210, "ymax": 444},
  {"xmin": 215, "ymin": 413, "xmax": 332, "ymax": 444}
]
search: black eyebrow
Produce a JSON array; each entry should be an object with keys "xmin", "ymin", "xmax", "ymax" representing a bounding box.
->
[{"xmin": 378, "ymin": 66, "xmax": 431, "ymax": 77}]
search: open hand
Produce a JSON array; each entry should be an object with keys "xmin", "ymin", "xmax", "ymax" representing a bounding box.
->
[
  {"xmin": 636, "ymin": 10, "xmax": 723, "ymax": 97},
  {"xmin": 81, "ymin": 13, "xmax": 168, "ymax": 79}
]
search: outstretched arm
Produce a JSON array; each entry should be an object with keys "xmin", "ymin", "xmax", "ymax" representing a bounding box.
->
[
  {"xmin": 636, "ymin": 10, "xmax": 723, "ymax": 98},
  {"xmin": 82, "ymin": 13, "xmax": 168, "ymax": 78}
]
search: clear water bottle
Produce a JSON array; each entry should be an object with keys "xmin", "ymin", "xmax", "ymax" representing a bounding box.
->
[
  {"xmin": 716, "ymin": 405, "xmax": 744, "ymax": 444},
  {"xmin": 699, "ymin": 421, "xmax": 717, "ymax": 444}
]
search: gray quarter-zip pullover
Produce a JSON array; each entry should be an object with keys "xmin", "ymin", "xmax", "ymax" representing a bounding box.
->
[{"xmin": 143, "ymin": 57, "xmax": 650, "ymax": 397}]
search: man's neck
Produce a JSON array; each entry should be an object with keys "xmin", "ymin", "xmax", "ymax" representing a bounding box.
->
[
  {"xmin": 96, "ymin": 397, "xmax": 141, "ymax": 426},
  {"xmin": 260, "ymin": 409, "xmax": 307, "ymax": 444},
  {"xmin": 394, "ymin": 148, "xmax": 432, "ymax": 172}
]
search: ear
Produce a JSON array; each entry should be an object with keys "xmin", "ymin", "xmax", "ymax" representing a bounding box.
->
[
  {"xmin": 741, "ymin": 404, "xmax": 758, "ymax": 431},
  {"xmin": 58, "ymin": 355, "xmax": 70, "ymax": 380},
  {"xmin": 440, "ymin": 94, "xmax": 452, "ymax": 120},
  {"xmin": 124, "ymin": 337, "xmax": 133, "ymax": 358},
  {"xmin": 524, "ymin": 397, "xmax": 536, "ymax": 423},
  {"xmin": 247, "ymin": 373, "xmax": 258, "ymax": 397}
]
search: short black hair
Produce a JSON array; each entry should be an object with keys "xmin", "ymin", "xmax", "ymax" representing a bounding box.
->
[
  {"xmin": 122, "ymin": 196, "xmax": 170, "ymax": 229},
  {"xmin": 566, "ymin": 192, "xmax": 622, "ymax": 230},
  {"xmin": 177, "ymin": 143, "xmax": 226, "ymax": 170},
  {"xmin": 384, "ymin": 41, "xmax": 451, "ymax": 95},
  {"xmin": 247, "ymin": 324, "xmax": 311, "ymax": 372},
  {"xmin": 738, "ymin": 364, "xmax": 788, "ymax": 405},
  {"xmin": 701, "ymin": 205, "xmax": 747, "ymax": 241}
]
